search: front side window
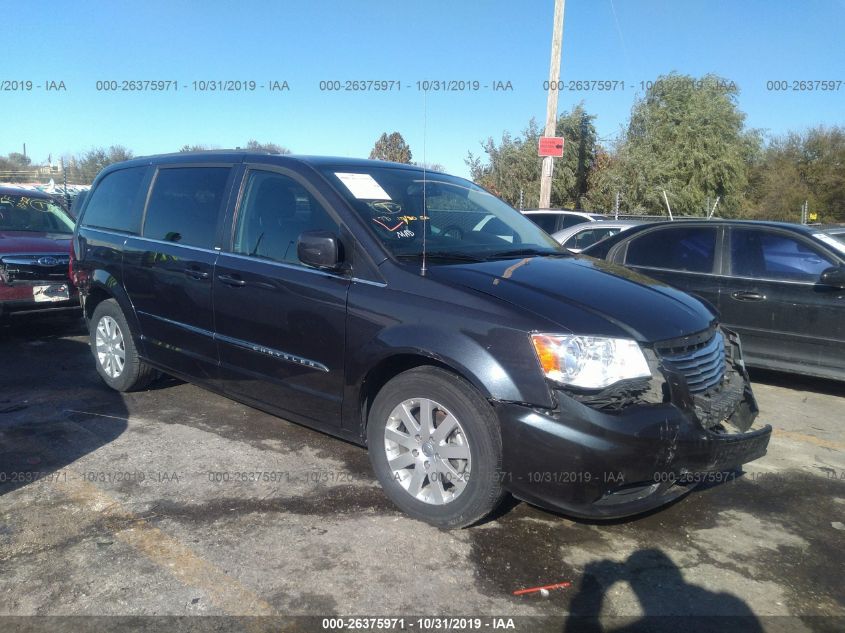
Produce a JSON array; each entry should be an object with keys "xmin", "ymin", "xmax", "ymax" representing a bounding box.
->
[
  {"xmin": 625, "ymin": 226, "xmax": 717, "ymax": 273},
  {"xmin": 320, "ymin": 167, "xmax": 561, "ymax": 260},
  {"xmin": 143, "ymin": 167, "xmax": 230, "ymax": 248},
  {"xmin": 0, "ymin": 193, "xmax": 75, "ymax": 234},
  {"xmin": 731, "ymin": 229, "xmax": 833, "ymax": 282},
  {"xmin": 233, "ymin": 170, "xmax": 338, "ymax": 264},
  {"xmin": 81, "ymin": 167, "xmax": 146, "ymax": 233}
]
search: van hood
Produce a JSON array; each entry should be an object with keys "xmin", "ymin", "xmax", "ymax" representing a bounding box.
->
[
  {"xmin": 427, "ymin": 255, "xmax": 716, "ymax": 343},
  {"xmin": 0, "ymin": 231, "xmax": 72, "ymax": 255}
]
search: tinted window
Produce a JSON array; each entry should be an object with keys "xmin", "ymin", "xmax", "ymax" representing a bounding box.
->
[
  {"xmin": 525, "ymin": 213, "xmax": 559, "ymax": 233},
  {"xmin": 566, "ymin": 227, "xmax": 618, "ymax": 250},
  {"xmin": 476, "ymin": 216, "xmax": 518, "ymax": 242},
  {"xmin": 233, "ymin": 170, "xmax": 338, "ymax": 264},
  {"xmin": 626, "ymin": 227, "xmax": 717, "ymax": 273},
  {"xmin": 81, "ymin": 167, "xmax": 146, "ymax": 233},
  {"xmin": 143, "ymin": 167, "xmax": 230, "ymax": 248},
  {"xmin": 561, "ymin": 215, "xmax": 591, "ymax": 229},
  {"xmin": 69, "ymin": 190, "xmax": 88, "ymax": 219},
  {"xmin": 731, "ymin": 229, "xmax": 833, "ymax": 282}
]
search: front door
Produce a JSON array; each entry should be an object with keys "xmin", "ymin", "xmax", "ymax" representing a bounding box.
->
[
  {"xmin": 621, "ymin": 224, "xmax": 722, "ymax": 312},
  {"xmin": 718, "ymin": 226, "xmax": 843, "ymax": 375},
  {"xmin": 214, "ymin": 168, "xmax": 349, "ymax": 426}
]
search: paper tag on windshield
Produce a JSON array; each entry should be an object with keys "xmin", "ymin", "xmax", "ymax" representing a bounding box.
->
[{"xmin": 335, "ymin": 173, "xmax": 391, "ymax": 200}]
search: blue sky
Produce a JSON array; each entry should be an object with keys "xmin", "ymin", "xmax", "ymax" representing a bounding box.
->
[{"xmin": 3, "ymin": 0, "xmax": 844, "ymax": 178}]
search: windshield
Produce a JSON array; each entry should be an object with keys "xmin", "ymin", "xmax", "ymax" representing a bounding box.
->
[
  {"xmin": 320, "ymin": 166, "xmax": 563, "ymax": 260},
  {"xmin": 0, "ymin": 194, "xmax": 75, "ymax": 234}
]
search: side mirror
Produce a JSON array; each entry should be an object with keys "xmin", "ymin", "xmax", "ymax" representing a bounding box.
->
[
  {"xmin": 297, "ymin": 230, "xmax": 342, "ymax": 270},
  {"xmin": 819, "ymin": 265, "xmax": 845, "ymax": 288}
]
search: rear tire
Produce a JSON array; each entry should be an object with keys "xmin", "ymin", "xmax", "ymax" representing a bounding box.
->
[
  {"xmin": 367, "ymin": 366, "xmax": 505, "ymax": 528},
  {"xmin": 89, "ymin": 299, "xmax": 156, "ymax": 392}
]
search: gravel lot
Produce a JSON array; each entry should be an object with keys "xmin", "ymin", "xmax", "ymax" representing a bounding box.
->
[{"xmin": 1, "ymin": 316, "xmax": 843, "ymax": 632}]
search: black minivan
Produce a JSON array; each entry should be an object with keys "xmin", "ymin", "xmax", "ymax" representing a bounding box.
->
[{"xmin": 72, "ymin": 152, "xmax": 771, "ymax": 528}]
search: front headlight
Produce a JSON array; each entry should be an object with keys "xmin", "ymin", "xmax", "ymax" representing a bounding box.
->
[{"xmin": 530, "ymin": 334, "xmax": 651, "ymax": 389}]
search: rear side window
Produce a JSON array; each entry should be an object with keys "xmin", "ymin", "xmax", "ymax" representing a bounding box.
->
[
  {"xmin": 560, "ymin": 215, "xmax": 590, "ymax": 229},
  {"xmin": 143, "ymin": 167, "xmax": 230, "ymax": 248},
  {"xmin": 566, "ymin": 227, "xmax": 618, "ymax": 250},
  {"xmin": 81, "ymin": 167, "xmax": 147, "ymax": 233},
  {"xmin": 731, "ymin": 229, "xmax": 833, "ymax": 282},
  {"xmin": 625, "ymin": 227, "xmax": 717, "ymax": 273}
]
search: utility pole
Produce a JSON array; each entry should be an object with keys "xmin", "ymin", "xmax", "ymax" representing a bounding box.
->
[
  {"xmin": 539, "ymin": 0, "xmax": 566, "ymax": 209},
  {"xmin": 708, "ymin": 196, "xmax": 720, "ymax": 219},
  {"xmin": 662, "ymin": 189, "xmax": 674, "ymax": 221},
  {"xmin": 62, "ymin": 157, "xmax": 69, "ymax": 204},
  {"xmin": 614, "ymin": 191, "xmax": 620, "ymax": 220}
]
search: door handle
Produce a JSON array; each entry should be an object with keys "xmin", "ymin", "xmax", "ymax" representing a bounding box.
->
[
  {"xmin": 217, "ymin": 273, "xmax": 246, "ymax": 287},
  {"xmin": 184, "ymin": 268, "xmax": 210, "ymax": 280},
  {"xmin": 731, "ymin": 291, "xmax": 765, "ymax": 302}
]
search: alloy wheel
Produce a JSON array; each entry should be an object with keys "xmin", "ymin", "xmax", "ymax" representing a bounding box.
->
[
  {"xmin": 95, "ymin": 315, "xmax": 126, "ymax": 378},
  {"xmin": 383, "ymin": 398, "xmax": 472, "ymax": 505}
]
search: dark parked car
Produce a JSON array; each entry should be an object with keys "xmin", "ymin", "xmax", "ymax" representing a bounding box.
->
[
  {"xmin": 582, "ymin": 220, "xmax": 845, "ymax": 381},
  {"xmin": 0, "ymin": 186, "xmax": 80, "ymax": 319},
  {"xmin": 72, "ymin": 153, "xmax": 770, "ymax": 527}
]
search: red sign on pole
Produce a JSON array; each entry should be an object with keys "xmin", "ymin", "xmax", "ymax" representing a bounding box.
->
[{"xmin": 538, "ymin": 136, "xmax": 565, "ymax": 157}]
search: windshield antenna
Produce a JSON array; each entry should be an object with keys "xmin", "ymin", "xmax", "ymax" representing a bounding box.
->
[{"xmin": 420, "ymin": 88, "xmax": 428, "ymax": 276}]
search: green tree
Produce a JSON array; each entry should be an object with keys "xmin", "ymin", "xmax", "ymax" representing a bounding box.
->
[
  {"xmin": 746, "ymin": 126, "xmax": 845, "ymax": 222},
  {"xmin": 64, "ymin": 145, "xmax": 134, "ymax": 184},
  {"xmin": 583, "ymin": 142, "xmax": 625, "ymax": 212},
  {"xmin": 244, "ymin": 139, "xmax": 290, "ymax": 154},
  {"xmin": 413, "ymin": 162, "xmax": 447, "ymax": 173},
  {"xmin": 6, "ymin": 152, "xmax": 31, "ymax": 167},
  {"xmin": 369, "ymin": 132, "xmax": 413, "ymax": 163},
  {"xmin": 0, "ymin": 152, "xmax": 35, "ymax": 181},
  {"xmin": 466, "ymin": 104, "xmax": 598, "ymax": 209},
  {"xmin": 609, "ymin": 73, "xmax": 760, "ymax": 216},
  {"xmin": 179, "ymin": 144, "xmax": 214, "ymax": 152},
  {"xmin": 180, "ymin": 141, "xmax": 290, "ymax": 154}
]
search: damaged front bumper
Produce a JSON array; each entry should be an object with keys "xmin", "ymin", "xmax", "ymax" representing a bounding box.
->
[{"xmin": 496, "ymin": 328, "xmax": 771, "ymax": 519}]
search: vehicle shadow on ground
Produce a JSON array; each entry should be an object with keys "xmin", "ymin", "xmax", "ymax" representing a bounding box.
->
[
  {"xmin": 0, "ymin": 316, "xmax": 129, "ymax": 496},
  {"xmin": 748, "ymin": 367, "xmax": 844, "ymax": 397},
  {"xmin": 563, "ymin": 548, "xmax": 764, "ymax": 633},
  {"xmin": 0, "ymin": 313, "xmax": 86, "ymax": 340}
]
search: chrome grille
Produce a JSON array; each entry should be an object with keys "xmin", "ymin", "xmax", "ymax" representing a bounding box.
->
[
  {"xmin": 0, "ymin": 254, "xmax": 70, "ymax": 282},
  {"xmin": 657, "ymin": 331, "xmax": 726, "ymax": 393}
]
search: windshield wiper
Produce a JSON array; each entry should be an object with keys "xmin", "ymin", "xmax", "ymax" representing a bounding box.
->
[
  {"xmin": 396, "ymin": 251, "xmax": 486, "ymax": 262},
  {"xmin": 485, "ymin": 248, "xmax": 568, "ymax": 260}
]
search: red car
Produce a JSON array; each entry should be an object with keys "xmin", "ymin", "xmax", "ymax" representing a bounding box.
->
[{"xmin": 0, "ymin": 186, "xmax": 80, "ymax": 320}]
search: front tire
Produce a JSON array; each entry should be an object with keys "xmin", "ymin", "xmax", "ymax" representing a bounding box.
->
[
  {"xmin": 367, "ymin": 367, "xmax": 505, "ymax": 528},
  {"xmin": 89, "ymin": 299, "xmax": 156, "ymax": 392}
]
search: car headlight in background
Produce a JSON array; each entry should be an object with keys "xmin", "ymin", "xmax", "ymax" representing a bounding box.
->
[{"xmin": 530, "ymin": 334, "xmax": 651, "ymax": 389}]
